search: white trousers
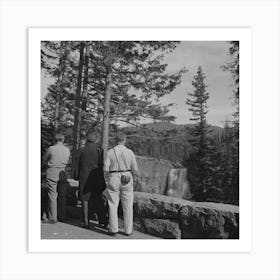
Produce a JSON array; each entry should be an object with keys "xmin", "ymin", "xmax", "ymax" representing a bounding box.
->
[{"xmin": 105, "ymin": 174, "xmax": 133, "ymax": 234}]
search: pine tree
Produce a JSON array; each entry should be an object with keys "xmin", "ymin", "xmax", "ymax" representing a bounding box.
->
[
  {"xmin": 41, "ymin": 41, "xmax": 186, "ymax": 161},
  {"xmin": 186, "ymin": 66, "xmax": 212, "ymax": 201},
  {"xmin": 41, "ymin": 41, "xmax": 76, "ymax": 133},
  {"xmin": 89, "ymin": 41, "xmax": 186, "ymax": 158},
  {"xmin": 222, "ymin": 41, "xmax": 239, "ymax": 205}
]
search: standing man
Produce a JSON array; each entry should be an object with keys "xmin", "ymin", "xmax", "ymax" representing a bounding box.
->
[
  {"xmin": 104, "ymin": 133, "xmax": 138, "ymax": 236},
  {"xmin": 43, "ymin": 133, "xmax": 70, "ymax": 224},
  {"xmin": 76, "ymin": 132, "xmax": 108, "ymax": 229}
]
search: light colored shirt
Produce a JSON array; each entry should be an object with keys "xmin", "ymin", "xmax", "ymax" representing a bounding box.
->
[
  {"xmin": 44, "ymin": 142, "xmax": 70, "ymax": 168},
  {"xmin": 104, "ymin": 144, "xmax": 138, "ymax": 173}
]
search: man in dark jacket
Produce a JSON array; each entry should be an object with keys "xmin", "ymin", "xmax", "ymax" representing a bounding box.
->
[
  {"xmin": 75, "ymin": 133, "xmax": 108, "ymax": 228},
  {"xmin": 72, "ymin": 138, "xmax": 86, "ymax": 181}
]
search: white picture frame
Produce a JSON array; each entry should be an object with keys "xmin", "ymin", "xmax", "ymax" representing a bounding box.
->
[{"xmin": 29, "ymin": 27, "xmax": 252, "ymax": 253}]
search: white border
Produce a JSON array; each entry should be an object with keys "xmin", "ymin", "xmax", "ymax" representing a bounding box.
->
[{"xmin": 28, "ymin": 27, "xmax": 252, "ymax": 253}]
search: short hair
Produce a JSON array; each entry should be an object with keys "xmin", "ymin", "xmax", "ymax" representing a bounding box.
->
[
  {"xmin": 115, "ymin": 132, "xmax": 126, "ymax": 143},
  {"xmin": 55, "ymin": 133, "xmax": 65, "ymax": 142}
]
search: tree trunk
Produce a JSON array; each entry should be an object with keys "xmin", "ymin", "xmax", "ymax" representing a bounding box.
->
[
  {"xmin": 81, "ymin": 42, "xmax": 90, "ymax": 110},
  {"xmin": 54, "ymin": 42, "xmax": 65, "ymax": 131},
  {"xmin": 102, "ymin": 69, "xmax": 113, "ymax": 162},
  {"xmin": 80, "ymin": 41, "xmax": 90, "ymax": 141},
  {"xmin": 72, "ymin": 41, "xmax": 85, "ymax": 161}
]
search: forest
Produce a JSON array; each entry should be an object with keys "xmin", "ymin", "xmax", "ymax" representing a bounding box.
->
[{"xmin": 41, "ymin": 41, "xmax": 239, "ymax": 205}]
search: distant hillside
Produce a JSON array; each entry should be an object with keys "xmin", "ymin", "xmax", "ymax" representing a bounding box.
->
[
  {"xmin": 122, "ymin": 122, "xmax": 227, "ymax": 165},
  {"xmin": 124, "ymin": 122, "xmax": 225, "ymax": 143}
]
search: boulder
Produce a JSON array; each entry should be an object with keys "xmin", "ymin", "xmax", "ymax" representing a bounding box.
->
[
  {"xmin": 133, "ymin": 191, "xmax": 188, "ymax": 219},
  {"xmin": 135, "ymin": 156, "xmax": 175, "ymax": 194},
  {"xmin": 166, "ymin": 168, "xmax": 191, "ymax": 200},
  {"xmin": 180, "ymin": 202, "xmax": 239, "ymax": 239},
  {"xmin": 134, "ymin": 217, "xmax": 181, "ymax": 239}
]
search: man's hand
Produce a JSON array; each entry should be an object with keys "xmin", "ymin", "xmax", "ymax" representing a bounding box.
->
[{"xmin": 103, "ymin": 170, "xmax": 110, "ymax": 186}]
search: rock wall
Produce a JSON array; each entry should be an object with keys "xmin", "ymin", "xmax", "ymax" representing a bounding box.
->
[
  {"xmin": 134, "ymin": 156, "xmax": 192, "ymax": 200},
  {"xmin": 133, "ymin": 192, "xmax": 239, "ymax": 239},
  {"xmin": 135, "ymin": 156, "xmax": 175, "ymax": 195},
  {"xmin": 65, "ymin": 163, "xmax": 239, "ymax": 239},
  {"xmin": 64, "ymin": 190, "xmax": 239, "ymax": 239}
]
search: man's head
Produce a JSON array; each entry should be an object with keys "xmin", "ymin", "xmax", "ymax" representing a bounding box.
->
[
  {"xmin": 86, "ymin": 132, "xmax": 98, "ymax": 143},
  {"xmin": 115, "ymin": 132, "xmax": 126, "ymax": 145},
  {"xmin": 55, "ymin": 133, "xmax": 65, "ymax": 143}
]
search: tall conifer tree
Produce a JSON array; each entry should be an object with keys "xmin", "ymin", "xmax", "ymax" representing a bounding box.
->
[
  {"xmin": 186, "ymin": 66, "xmax": 212, "ymax": 201},
  {"xmin": 223, "ymin": 41, "xmax": 239, "ymax": 204}
]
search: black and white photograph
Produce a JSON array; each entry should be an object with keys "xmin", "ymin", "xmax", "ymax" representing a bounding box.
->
[
  {"xmin": 40, "ymin": 40, "xmax": 240, "ymax": 240},
  {"xmin": 2, "ymin": 0, "xmax": 280, "ymax": 279}
]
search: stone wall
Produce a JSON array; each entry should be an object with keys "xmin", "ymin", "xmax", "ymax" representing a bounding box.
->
[
  {"xmin": 133, "ymin": 192, "xmax": 239, "ymax": 239},
  {"xmin": 65, "ymin": 165, "xmax": 239, "ymax": 239},
  {"xmin": 64, "ymin": 190, "xmax": 239, "ymax": 239}
]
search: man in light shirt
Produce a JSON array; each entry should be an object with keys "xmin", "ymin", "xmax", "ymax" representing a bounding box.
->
[
  {"xmin": 104, "ymin": 133, "xmax": 138, "ymax": 236},
  {"xmin": 43, "ymin": 133, "xmax": 70, "ymax": 224}
]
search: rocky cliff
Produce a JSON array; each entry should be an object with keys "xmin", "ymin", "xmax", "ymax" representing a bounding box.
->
[
  {"xmin": 135, "ymin": 156, "xmax": 191, "ymax": 200},
  {"xmin": 134, "ymin": 156, "xmax": 175, "ymax": 194}
]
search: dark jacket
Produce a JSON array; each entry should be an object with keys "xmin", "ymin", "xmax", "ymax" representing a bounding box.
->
[{"xmin": 75, "ymin": 143, "xmax": 106, "ymax": 201}]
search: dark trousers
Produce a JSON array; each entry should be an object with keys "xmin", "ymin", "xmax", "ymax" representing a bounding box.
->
[
  {"xmin": 57, "ymin": 181, "xmax": 70, "ymax": 222},
  {"xmin": 89, "ymin": 193, "xmax": 108, "ymax": 225},
  {"xmin": 41, "ymin": 186, "xmax": 48, "ymax": 220}
]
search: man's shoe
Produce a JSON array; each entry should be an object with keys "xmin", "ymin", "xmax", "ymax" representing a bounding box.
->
[
  {"xmin": 99, "ymin": 222, "xmax": 109, "ymax": 229},
  {"xmin": 46, "ymin": 219, "xmax": 57, "ymax": 224},
  {"xmin": 81, "ymin": 222, "xmax": 89, "ymax": 229},
  {"xmin": 125, "ymin": 232, "xmax": 133, "ymax": 236},
  {"xmin": 108, "ymin": 231, "xmax": 118, "ymax": 236}
]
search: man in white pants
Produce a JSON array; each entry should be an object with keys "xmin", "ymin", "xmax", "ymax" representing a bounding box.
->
[{"xmin": 104, "ymin": 133, "xmax": 138, "ymax": 236}]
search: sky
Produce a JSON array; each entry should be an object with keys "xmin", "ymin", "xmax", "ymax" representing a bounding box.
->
[
  {"xmin": 157, "ymin": 41, "xmax": 235, "ymax": 126},
  {"xmin": 41, "ymin": 41, "xmax": 236, "ymax": 127}
]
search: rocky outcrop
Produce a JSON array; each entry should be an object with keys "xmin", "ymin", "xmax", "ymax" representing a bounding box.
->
[
  {"xmin": 134, "ymin": 156, "xmax": 175, "ymax": 194},
  {"xmin": 133, "ymin": 192, "xmax": 239, "ymax": 239},
  {"xmin": 134, "ymin": 156, "xmax": 192, "ymax": 200},
  {"xmin": 166, "ymin": 168, "xmax": 191, "ymax": 200}
]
